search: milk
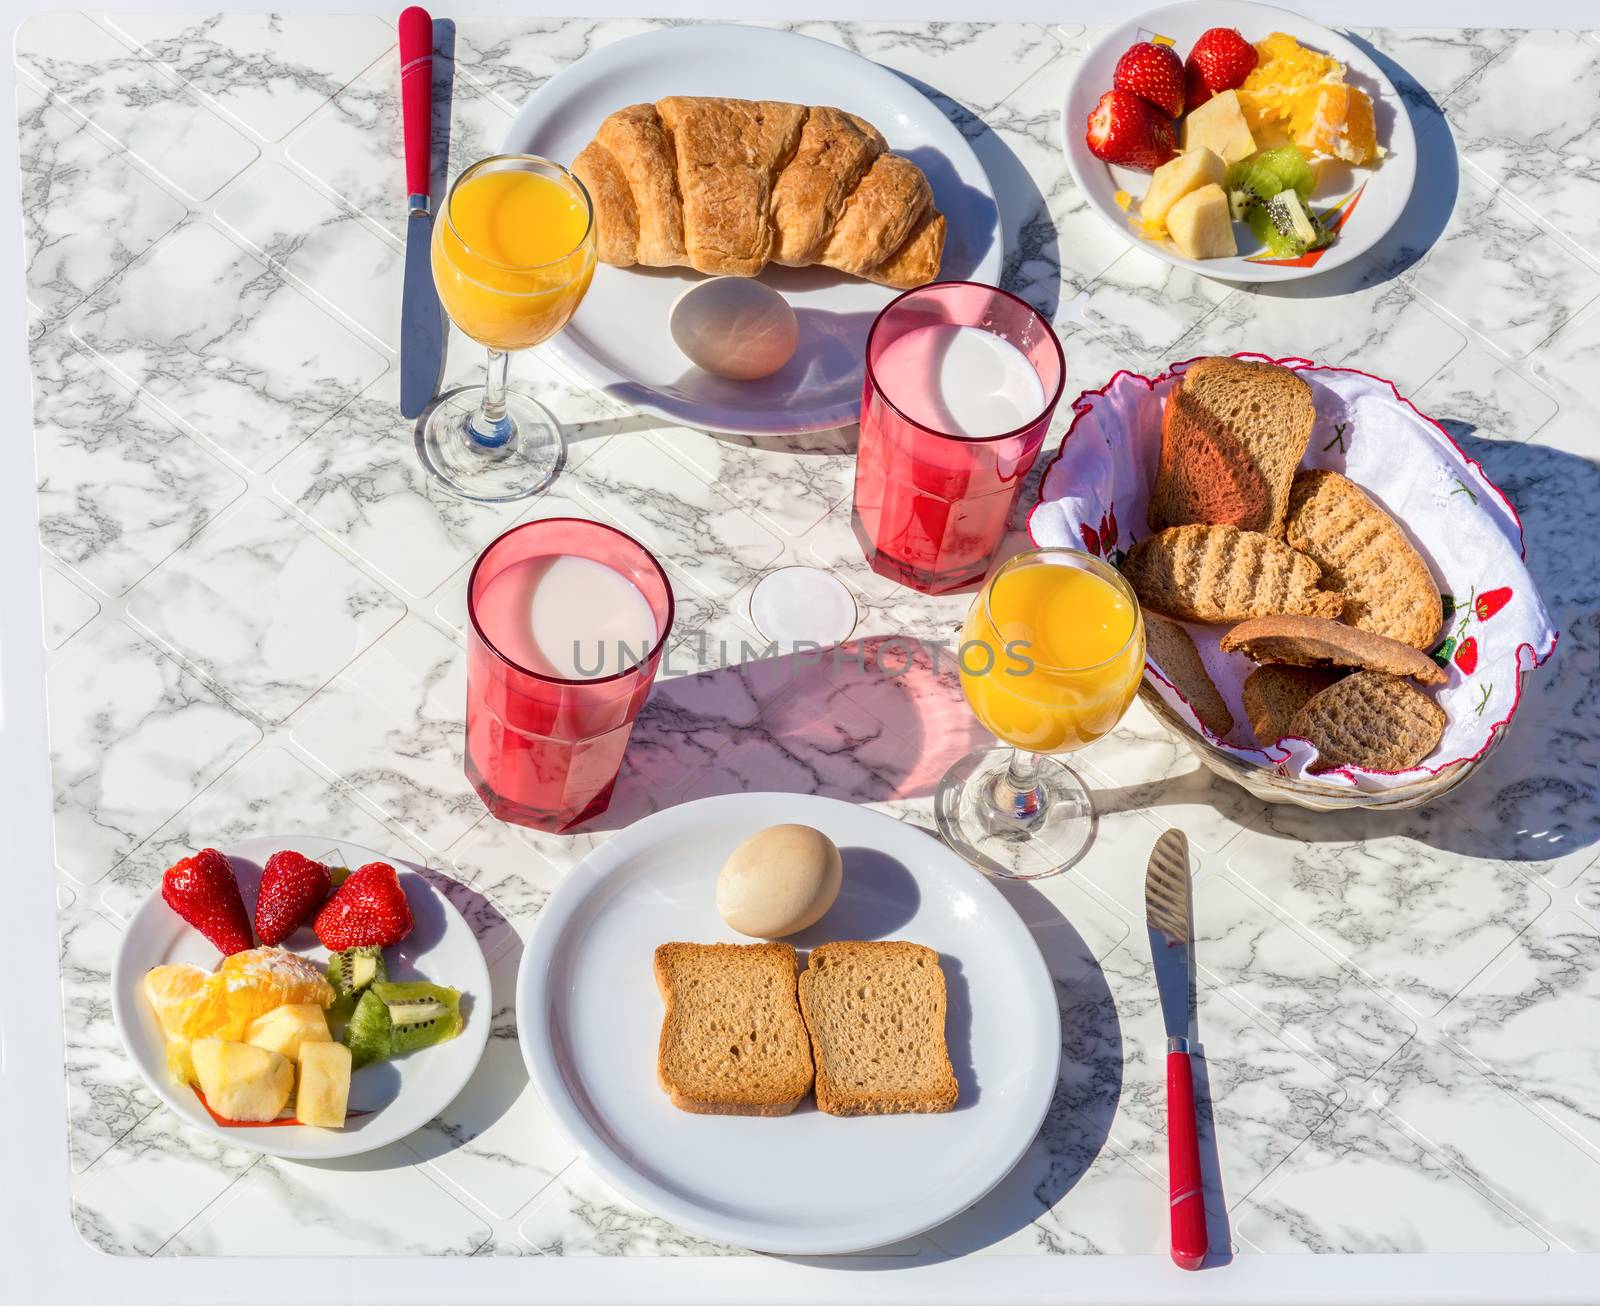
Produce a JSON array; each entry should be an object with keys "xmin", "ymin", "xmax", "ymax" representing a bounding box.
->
[
  {"xmin": 873, "ymin": 324, "xmax": 1046, "ymax": 438},
  {"xmin": 476, "ymin": 554, "xmax": 658, "ymax": 679}
]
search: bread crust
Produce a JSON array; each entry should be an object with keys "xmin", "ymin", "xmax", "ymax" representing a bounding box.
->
[
  {"xmin": 1219, "ymin": 615, "xmax": 1447, "ymax": 685},
  {"xmin": 1288, "ymin": 670, "xmax": 1446, "ymax": 773},
  {"xmin": 1144, "ymin": 612, "xmax": 1234, "ymax": 739},
  {"xmin": 572, "ymin": 97, "xmax": 943, "ymax": 286}
]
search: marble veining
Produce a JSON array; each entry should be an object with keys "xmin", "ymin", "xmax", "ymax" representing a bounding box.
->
[{"xmin": 19, "ymin": 10, "xmax": 1600, "ymax": 1267}]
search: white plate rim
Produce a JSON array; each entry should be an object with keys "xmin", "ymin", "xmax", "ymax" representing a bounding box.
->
[
  {"xmin": 1060, "ymin": 0, "xmax": 1418, "ymax": 284},
  {"xmin": 515, "ymin": 791, "xmax": 1060, "ymax": 1255},
  {"xmin": 501, "ymin": 23, "xmax": 1003, "ymax": 435},
  {"xmin": 110, "ymin": 834, "xmax": 493, "ymax": 1161}
]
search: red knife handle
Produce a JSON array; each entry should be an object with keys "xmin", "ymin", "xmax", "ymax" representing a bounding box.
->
[
  {"xmin": 1166, "ymin": 1048, "xmax": 1208, "ymax": 1271},
  {"xmin": 398, "ymin": 6, "xmax": 433, "ymax": 200}
]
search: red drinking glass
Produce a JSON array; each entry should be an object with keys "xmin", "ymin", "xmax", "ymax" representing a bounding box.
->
[
  {"xmin": 465, "ymin": 518, "xmax": 674, "ymax": 832},
  {"xmin": 851, "ymin": 282, "xmax": 1066, "ymax": 594}
]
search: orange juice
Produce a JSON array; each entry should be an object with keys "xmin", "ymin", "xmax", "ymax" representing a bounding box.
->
[
  {"xmin": 959, "ymin": 561, "xmax": 1144, "ymax": 753},
  {"xmin": 432, "ymin": 167, "xmax": 595, "ymax": 351}
]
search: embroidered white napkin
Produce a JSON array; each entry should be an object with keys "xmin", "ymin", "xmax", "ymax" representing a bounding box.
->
[{"xmin": 1028, "ymin": 354, "xmax": 1558, "ymax": 792}]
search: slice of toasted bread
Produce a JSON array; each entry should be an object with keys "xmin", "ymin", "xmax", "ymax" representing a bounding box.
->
[
  {"xmin": 1285, "ymin": 470, "xmax": 1442, "ymax": 649},
  {"xmin": 1144, "ymin": 611, "xmax": 1233, "ymax": 738},
  {"xmin": 1242, "ymin": 664, "xmax": 1344, "ymax": 744},
  {"xmin": 1219, "ymin": 615, "xmax": 1447, "ymax": 685},
  {"xmin": 1121, "ymin": 524, "xmax": 1342, "ymax": 624},
  {"xmin": 798, "ymin": 941, "xmax": 957, "ymax": 1117},
  {"xmin": 654, "ymin": 942, "xmax": 813, "ymax": 1116},
  {"xmin": 1289, "ymin": 670, "xmax": 1446, "ymax": 773},
  {"xmin": 1148, "ymin": 357, "xmax": 1315, "ymax": 537}
]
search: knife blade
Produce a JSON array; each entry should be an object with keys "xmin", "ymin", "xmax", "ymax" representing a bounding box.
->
[
  {"xmin": 1145, "ymin": 828, "xmax": 1208, "ymax": 1271},
  {"xmin": 398, "ymin": 5, "xmax": 446, "ymax": 420}
]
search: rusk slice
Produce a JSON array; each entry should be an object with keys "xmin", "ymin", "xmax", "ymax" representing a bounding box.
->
[
  {"xmin": 1144, "ymin": 612, "xmax": 1234, "ymax": 738},
  {"xmin": 1286, "ymin": 470, "xmax": 1442, "ymax": 649},
  {"xmin": 1220, "ymin": 615, "xmax": 1447, "ymax": 686},
  {"xmin": 1242, "ymin": 664, "xmax": 1343, "ymax": 743},
  {"xmin": 654, "ymin": 942, "xmax": 813, "ymax": 1116},
  {"xmin": 798, "ymin": 941, "xmax": 958, "ymax": 1117},
  {"xmin": 1288, "ymin": 670, "xmax": 1446, "ymax": 773},
  {"xmin": 1121, "ymin": 524, "xmax": 1342, "ymax": 624},
  {"xmin": 1148, "ymin": 357, "xmax": 1315, "ymax": 536}
]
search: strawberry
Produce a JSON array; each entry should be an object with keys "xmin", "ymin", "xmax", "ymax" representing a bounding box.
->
[
  {"xmin": 1085, "ymin": 89, "xmax": 1176, "ymax": 171},
  {"xmin": 1475, "ymin": 586, "xmax": 1513, "ymax": 621},
  {"xmin": 253, "ymin": 850, "xmax": 332, "ymax": 946},
  {"xmin": 1184, "ymin": 27, "xmax": 1258, "ymax": 110},
  {"xmin": 1079, "ymin": 522, "xmax": 1102, "ymax": 555},
  {"xmin": 1113, "ymin": 41, "xmax": 1186, "ymax": 117},
  {"xmin": 162, "ymin": 848, "xmax": 253, "ymax": 956},
  {"xmin": 1453, "ymin": 637, "xmax": 1479, "ymax": 675},
  {"xmin": 314, "ymin": 862, "xmax": 414, "ymax": 950}
]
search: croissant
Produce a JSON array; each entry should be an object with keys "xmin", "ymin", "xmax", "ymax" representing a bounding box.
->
[{"xmin": 572, "ymin": 96, "xmax": 946, "ymax": 289}]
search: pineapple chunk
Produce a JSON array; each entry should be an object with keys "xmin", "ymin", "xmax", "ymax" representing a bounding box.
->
[
  {"xmin": 1141, "ymin": 148, "xmax": 1227, "ymax": 229},
  {"xmin": 245, "ymin": 1003, "xmax": 332, "ymax": 1061},
  {"xmin": 1167, "ymin": 185, "xmax": 1238, "ymax": 260},
  {"xmin": 191, "ymin": 1038, "xmax": 293, "ymax": 1122},
  {"xmin": 1181, "ymin": 90, "xmax": 1257, "ymax": 165},
  {"xmin": 296, "ymin": 1041, "xmax": 353, "ymax": 1129}
]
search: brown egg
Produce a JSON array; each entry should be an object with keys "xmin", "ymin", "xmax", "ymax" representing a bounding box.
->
[{"xmin": 715, "ymin": 824, "xmax": 843, "ymax": 938}]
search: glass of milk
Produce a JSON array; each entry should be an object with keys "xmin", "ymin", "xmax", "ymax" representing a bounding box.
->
[
  {"xmin": 465, "ymin": 519, "xmax": 675, "ymax": 831},
  {"xmin": 852, "ymin": 282, "xmax": 1066, "ymax": 594}
]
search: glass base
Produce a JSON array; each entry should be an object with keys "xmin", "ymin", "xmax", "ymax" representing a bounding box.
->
[
  {"xmin": 934, "ymin": 745, "xmax": 1098, "ymax": 880},
  {"xmin": 416, "ymin": 384, "xmax": 566, "ymax": 503}
]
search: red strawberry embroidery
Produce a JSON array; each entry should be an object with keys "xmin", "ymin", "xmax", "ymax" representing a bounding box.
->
[
  {"xmin": 1475, "ymin": 587, "xmax": 1512, "ymax": 621},
  {"xmin": 253, "ymin": 850, "xmax": 332, "ymax": 946},
  {"xmin": 1100, "ymin": 506, "xmax": 1118, "ymax": 554},
  {"xmin": 1079, "ymin": 523, "xmax": 1102, "ymax": 556},
  {"xmin": 161, "ymin": 848, "xmax": 253, "ymax": 956},
  {"xmin": 1453, "ymin": 637, "xmax": 1479, "ymax": 676},
  {"xmin": 313, "ymin": 862, "xmax": 414, "ymax": 950}
]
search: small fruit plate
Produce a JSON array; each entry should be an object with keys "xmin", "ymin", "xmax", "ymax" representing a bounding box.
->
[
  {"xmin": 110, "ymin": 835, "xmax": 491, "ymax": 1160},
  {"xmin": 1062, "ymin": 1, "xmax": 1416, "ymax": 283}
]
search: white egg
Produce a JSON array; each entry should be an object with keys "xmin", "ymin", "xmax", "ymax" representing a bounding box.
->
[
  {"xmin": 716, "ymin": 824, "xmax": 843, "ymax": 939},
  {"xmin": 670, "ymin": 277, "xmax": 798, "ymax": 381}
]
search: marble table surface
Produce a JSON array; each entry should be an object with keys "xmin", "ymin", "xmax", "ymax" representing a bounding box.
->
[{"xmin": 16, "ymin": 7, "xmax": 1600, "ymax": 1281}]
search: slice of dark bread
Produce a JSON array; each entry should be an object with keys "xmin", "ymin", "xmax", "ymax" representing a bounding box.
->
[
  {"xmin": 1242, "ymin": 664, "xmax": 1344, "ymax": 744},
  {"xmin": 1219, "ymin": 615, "xmax": 1447, "ymax": 686},
  {"xmin": 1148, "ymin": 357, "xmax": 1315, "ymax": 536},
  {"xmin": 654, "ymin": 942, "xmax": 813, "ymax": 1116},
  {"xmin": 1289, "ymin": 670, "xmax": 1446, "ymax": 773},
  {"xmin": 1122, "ymin": 524, "xmax": 1342, "ymax": 624},
  {"xmin": 1285, "ymin": 470, "xmax": 1442, "ymax": 650},
  {"xmin": 798, "ymin": 941, "xmax": 957, "ymax": 1117},
  {"xmin": 1144, "ymin": 612, "xmax": 1233, "ymax": 738}
]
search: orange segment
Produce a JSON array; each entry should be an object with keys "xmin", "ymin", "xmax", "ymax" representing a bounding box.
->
[{"xmin": 1235, "ymin": 31, "xmax": 1378, "ymax": 164}]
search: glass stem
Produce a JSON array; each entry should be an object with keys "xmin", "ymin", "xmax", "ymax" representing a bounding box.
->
[
  {"xmin": 994, "ymin": 748, "xmax": 1046, "ymax": 825},
  {"xmin": 467, "ymin": 347, "xmax": 515, "ymax": 450}
]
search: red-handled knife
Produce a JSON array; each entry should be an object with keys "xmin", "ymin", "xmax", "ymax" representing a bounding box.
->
[
  {"xmin": 398, "ymin": 5, "xmax": 446, "ymax": 419},
  {"xmin": 1145, "ymin": 828, "xmax": 1208, "ymax": 1270}
]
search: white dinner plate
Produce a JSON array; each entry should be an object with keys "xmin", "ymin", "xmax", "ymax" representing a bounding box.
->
[
  {"xmin": 503, "ymin": 24, "xmax": 1002, "ymax": 434},
  {"xmin": 516, "ymin": 792, "xmax": 1059, "ymax": 1254},
  {"xmin": 1062, "ymin": 2, "xmax": 1416, "ymax": 282},
  {"xmin": 111, "ymin": 835, "xmax": 491, "ymax": 1160}
]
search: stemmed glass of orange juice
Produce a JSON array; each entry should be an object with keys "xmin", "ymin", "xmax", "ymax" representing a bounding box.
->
[
  {"xmin": 935, "ymin": 547, "xmax": 1145, "ymax": 879},
  {"xmin": 422, "ymin": 155, "xmax": 596, "ymax": 502}
]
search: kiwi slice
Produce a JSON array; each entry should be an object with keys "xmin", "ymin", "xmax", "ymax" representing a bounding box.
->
[
  {"xmin": 327, "ymin": 945, "xmax": 387, "ymax": 1017},
  {"xmin": 342, "ymin": 980, "xmax": 462, "ymax": 1068},
  {"xmin": 372, "ymin": 981, "xmax": 462, "ymax": 1057}
]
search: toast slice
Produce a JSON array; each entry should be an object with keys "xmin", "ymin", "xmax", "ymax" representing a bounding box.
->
[
  {"xmin": 1148, "ymin": 357, "xmax": 1315, "ymax": 536},
  {"xmin": 1121, "ymin": 524, "xmax": 1342, "ymax": 624},
  {"xmin": 1289, "ymin": 670, "xmax": 1446, "ymax": 773},
  {"xmin": 1285, "ymin": 470, "xmax": 1442, "ymax": 650},
  {"xmin": 1144, "ymin": 611, "xmax": 1233, "ymax": 738},
  {"xmin": 1219, "ymin": 615, "xmax": 1447, "ymax": 686},
  {"xmin": 654, "ymin": 942, "xmax": 813, "ymax": 1116},
  {"xmin": 798, "ymin": 941, "xmax": 958, "ymax": 1117},
  {"xmin": 1242, "ymin": 664, "xmax": 1344, "ymax": 744}
]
